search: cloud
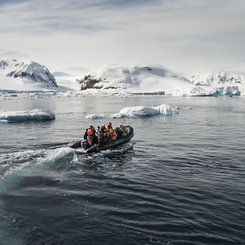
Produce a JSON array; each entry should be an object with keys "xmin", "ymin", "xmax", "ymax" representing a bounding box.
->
[
  {"xmin": 0, "ymin": 0, "xmax": 162, "ymax": 34},
  {"xmin": 0, "ymin": 0, "xmax": 28, "ymax": 5},
  {"xmin": 0, "ymin": 0, "xmax": 244, "ymax": 72},
  {"xmin": 0, "ymin": 49, "xmax": 29, "ymax": 59},
  {"xmin": 1, "ymin": 0, "xmax": 244, "ymax": 37}
]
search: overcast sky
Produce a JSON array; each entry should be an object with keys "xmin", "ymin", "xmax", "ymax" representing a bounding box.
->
[{"xmin": 0, "ymin": 0, "xmax": 245, "ymax": 73}]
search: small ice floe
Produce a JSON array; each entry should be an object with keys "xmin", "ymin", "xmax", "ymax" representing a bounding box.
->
[
  {"xmin": 85, "ymin": 114, "xmax": 106, "ymax": 119},
  {"xmin": 0, "ymin": 109, "xmax": 55, "ymax": 123},
  {"xmin": 85, "ymin": 104, "xmax": 178, "ymax": 119}
]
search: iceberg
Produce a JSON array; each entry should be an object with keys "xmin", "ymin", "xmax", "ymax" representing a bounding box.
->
[
  {"xmin": 118, "ymin": 104, "xmax": 178, "ymax": 117},
  {"xmin": 0, "ymin": 109, "xmax": 55, "ymax": 123},
  {"xmin": 85, "ymin": 104, "xmax": 178, "ymax": 119}
]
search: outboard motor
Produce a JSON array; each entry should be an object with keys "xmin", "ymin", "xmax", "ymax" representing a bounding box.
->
[
  {"xmin": 69, "ymin": 140, "xmax": 81, "ymax": 149},
  {"xmin": 82, "ymin": 139, "xmax": 89, "ymax": 150}
]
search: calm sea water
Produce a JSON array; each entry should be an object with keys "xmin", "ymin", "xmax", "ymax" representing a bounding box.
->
[{"xmin": 0, "ymin": 95, "xmax": 245, "ymax": 245}]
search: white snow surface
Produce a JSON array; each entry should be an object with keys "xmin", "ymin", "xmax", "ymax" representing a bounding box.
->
[
  {"xmin": 54, "ymin": 73, "xmax": 84, "ymax": 91},
  {"xmin": 0, "ymin": 59, "xmax": 58, "ymax": 92},
  {"xmin": 0, "ymin": 109, "xmax": 55, "ymax": 122},
  {"xmin": 85, "ymin": 104, "xmax": 178, "ymax": 119},
  {"xmin": 81, "ymin": 63, "xmax": 196, "ymax": 96}
]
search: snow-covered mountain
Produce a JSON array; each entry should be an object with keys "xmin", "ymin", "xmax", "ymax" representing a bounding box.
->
[
  {"xmin": 188, "ymin": 72, "xmax": 244, "ymax": 96},
  {"xmin": 79, "ymin": 63, "xmax": 197, "ymax": 96},
  {"xmin": 1, "ymin": 59, "xmax": 244, "ymax": 96},
  {"xmin": 0, "ymin": 59, "xmax": 58, "ymax": 91}
]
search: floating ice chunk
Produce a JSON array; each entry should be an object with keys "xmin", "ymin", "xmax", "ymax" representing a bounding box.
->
[
  {"xmin": 85, "ymin": 104, "xmax": 178, "ymax": 119},
  {"xmin": 0, "ymin": 109, "xmax": 55, "ymax": 122},
  {"xmin": 119, "ymin": 104, "xmax": 178, "ymax": 117},
  {"xmin": 85, "ymin": 114, "xmax": 106, "ymax": 119},
  {"xmin": 119, "ymin": 106, "xmax": 158, "ymax": 117}
]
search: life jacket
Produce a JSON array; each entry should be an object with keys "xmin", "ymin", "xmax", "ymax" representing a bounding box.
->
[
  {"xmin": 87, "ymin": 128, "xmax": 93, "ymax": 136},
  {"xmin": 111, "ymin": 131, "xmax": 117, "ymax": 141}
]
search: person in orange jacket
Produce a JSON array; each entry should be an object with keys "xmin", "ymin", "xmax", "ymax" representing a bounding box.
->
[{"xmin": 107, "ymin": 122, "xmax": 113, "ymax": 132}]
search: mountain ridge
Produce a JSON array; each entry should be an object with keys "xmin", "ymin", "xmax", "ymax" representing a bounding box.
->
[
  {"xmin": 0, "ymin": 59, "xmax": 58, "ymax": 91},
  {"xmin": 0, "ymin": 59, "xmax": 244, "ymax": 96}
]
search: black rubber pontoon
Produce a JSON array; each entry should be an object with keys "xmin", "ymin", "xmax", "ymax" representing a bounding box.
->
[{"xmin": 69, "ymin": 125, "xmax": 134, "ymax": 153}]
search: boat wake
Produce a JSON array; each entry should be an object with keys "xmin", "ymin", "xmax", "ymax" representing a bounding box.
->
[
  {"xmin": 0, "ymin": 147, "xmax": 77, "ymax": 244},
  {"xmin": 0, "ymin": 147, "xmax": 75, "ymax": 192},
  {"xmin": 0, "ymin": 141, "xmax": 134, "ymax": 193}
]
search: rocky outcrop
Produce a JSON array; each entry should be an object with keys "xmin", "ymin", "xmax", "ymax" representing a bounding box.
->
[{"xmin": 80, "ymin": 75, "xmax": 103, "ymax": 90}]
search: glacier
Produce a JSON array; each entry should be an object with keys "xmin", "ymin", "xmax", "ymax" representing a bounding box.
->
[
  {"xmin": 188, "ymin": 72, "xmax": 243, "ymax": 96},
  {"xmin": 0, "ymin": 109, "xmax": 55, "ymax": 123},
  {"xmin": 85, "ymin": 104, "xmax": 178, "ymax": 119}
]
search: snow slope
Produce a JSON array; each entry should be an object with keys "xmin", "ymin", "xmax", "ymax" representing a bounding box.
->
[
  {"xmin": 79, "ymin": 63, "xmax": 197, "ymax": 96},
  {"xmin": 0, "ymin": 59, "xmax": 58, "ymax": 92},
  {"xmin": 52, "ymin": 66, "xmax": 89, "ymax": 91},
  {"xmin": 53, "ymin": 73, "xmax": 84, "ymax": 91}
]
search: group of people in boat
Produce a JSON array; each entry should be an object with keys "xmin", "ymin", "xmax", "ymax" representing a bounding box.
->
[{"xmin": 83, "ymin": 122, "xmax": 127, "ymax": 148}]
